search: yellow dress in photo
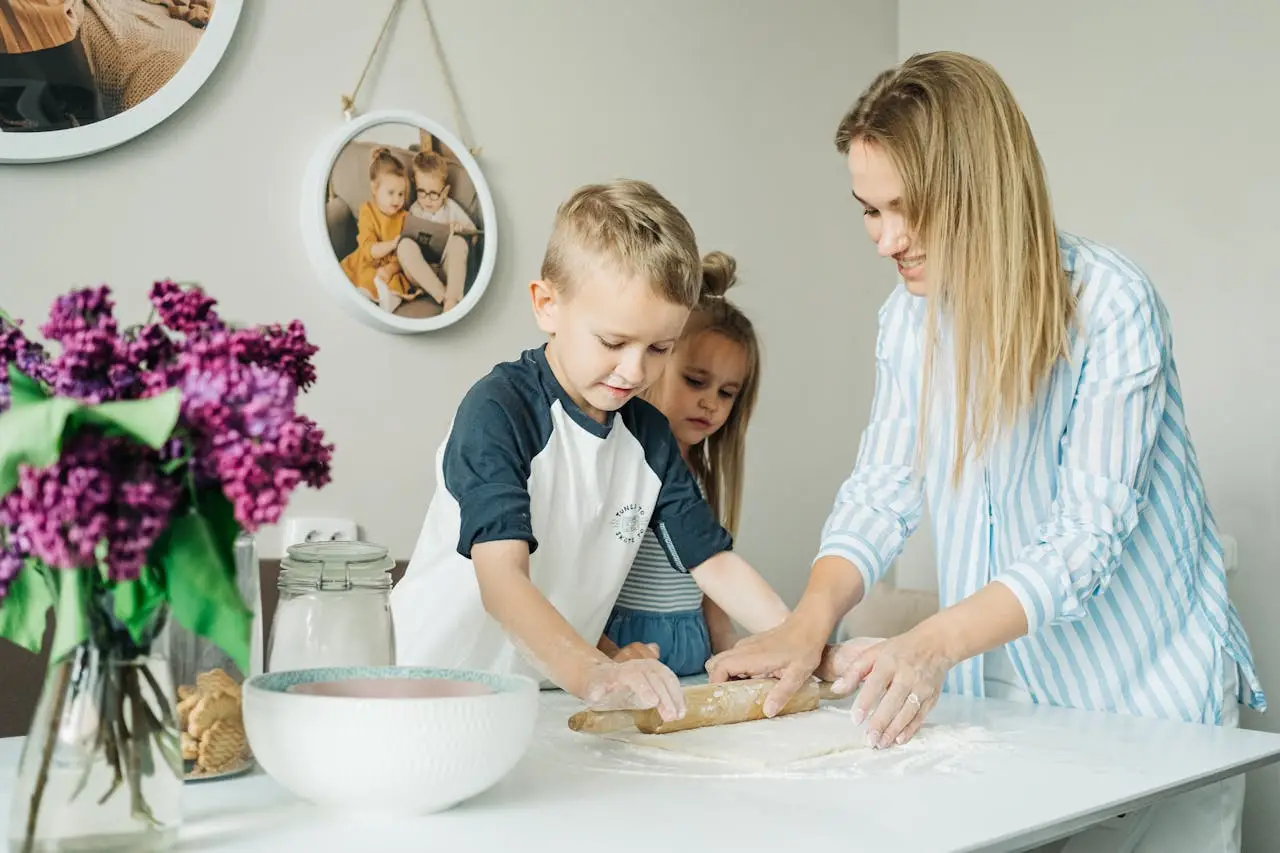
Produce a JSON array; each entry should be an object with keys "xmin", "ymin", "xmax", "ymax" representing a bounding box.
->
[{"xmin": 340, "ymin": 202, "xmax": 410, "ymax": 300}]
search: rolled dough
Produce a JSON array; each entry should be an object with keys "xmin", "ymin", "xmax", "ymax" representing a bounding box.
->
[{"xmin": 600, "ymin": 706, "xmax": 871, "ymax": 768}]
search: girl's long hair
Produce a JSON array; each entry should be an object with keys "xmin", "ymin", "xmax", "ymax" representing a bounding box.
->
[{"xmin": 656, "ymin": 251, "xmax": 761, "ymax": 535}]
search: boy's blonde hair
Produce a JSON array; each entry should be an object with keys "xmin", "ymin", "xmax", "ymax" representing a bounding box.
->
[
  {"xmin": 834, "ymin": 51, "xmax": 1073, "ymax": 484},
  {"xmin": 656, "ymin": 251, "xmax": 761, "ymax": 536},
  {"xmin": 411, "ymin": 150, "xmax": 449, "ymax": 185},
  {"xmin": 540, "ymin": 179, "xmax": 702, "ymax": 307}
]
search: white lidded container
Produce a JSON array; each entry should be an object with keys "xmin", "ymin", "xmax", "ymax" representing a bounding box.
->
[{"xmin": 266, "ymin": 540, "xmax": 396, "ymax": 672}]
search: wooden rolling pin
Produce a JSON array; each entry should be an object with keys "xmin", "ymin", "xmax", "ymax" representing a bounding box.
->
[{"xmin": 567, "ymin": 678, "xmax": 839, "ymax": 735}]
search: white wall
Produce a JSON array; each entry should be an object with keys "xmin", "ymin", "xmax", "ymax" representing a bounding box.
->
[
  {"xmin": 3, "ymin": 0, "xmax": 1275, "ymax": 840},
  {"xmin": 0, "ymin": 0, "xmax": 897, "ymax": 610},
  {"xmin": 898, "ymin": 1, "xmax": 1280, "ymax": 848}
]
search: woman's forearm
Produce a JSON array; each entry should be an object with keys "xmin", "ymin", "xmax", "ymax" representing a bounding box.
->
[
  {"xmin": 915, "ymin": 580, "xmax": 1029, "ymax": 663},
  {"xmin": 788, "ymin": 555, "xmax": 867, "ymax": 644}
]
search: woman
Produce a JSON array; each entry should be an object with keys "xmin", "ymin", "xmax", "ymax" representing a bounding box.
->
[{"xmin": 707, "ymin": 51, "xmax": 1263, "ymax": 851}]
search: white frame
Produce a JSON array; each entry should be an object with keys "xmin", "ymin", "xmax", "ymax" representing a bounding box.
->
[
  {"xmin": 300, "ymin": 110, "xmax": 498, "ymax": 335},
  {"xmin": 0, "ymin": 0, "xmax": 243, "ymax": 164}
]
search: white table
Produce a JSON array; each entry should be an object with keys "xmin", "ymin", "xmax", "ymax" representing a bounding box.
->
[{"xmin": 4, "ymin": 691, "xmax": 1280, "ymax": 853}]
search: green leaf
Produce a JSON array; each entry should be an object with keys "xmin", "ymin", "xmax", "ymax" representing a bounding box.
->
[
  {"xmin": 6, "ymin": 363, "xmax": 48, "ymax": 408},
  {"xmin": 160, "ymin": 510, "xmax": 251, "ymax": 675},
  {"xmin": 0, "ymin": 388, "xmax": 182, "ymax": 496},
  {"xmin": 0, "ymin": 561, "xmax": 52, "ymax": 654},
  {"xmin": 112, "ymin": 564, "xmax": 165, "ymax": 647},
  {"xmin": 196, "ymin": 489, "xmax": 241, "ymax": 567},
  {"xmin": 78, "ymin": 389, "xmax": 181, "ymax": 450},
  {"xmin": 0, "ymin": 396, "xmax": 80, "ymax": 495},
  {"xmin": 49, "ymin": 568, "xmax": 90, "ymax": 663}
]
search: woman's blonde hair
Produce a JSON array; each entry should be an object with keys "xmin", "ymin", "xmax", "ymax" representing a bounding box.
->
[
  {"xmin": 834, "ymin": 51, "xmax": 1074, "ymax": 483},
  {"xmin": 653, "ymin": 251, "xmax": 761, "ymax": 536}
]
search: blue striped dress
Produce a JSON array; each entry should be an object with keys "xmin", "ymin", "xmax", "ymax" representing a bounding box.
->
[
  {"xmin": 606, "ymin": 522, "xmax": 712, "ymax": 677},
  {"xmin": 817, "ymin": 232, "xmax": 1264, "ymax": 724}
]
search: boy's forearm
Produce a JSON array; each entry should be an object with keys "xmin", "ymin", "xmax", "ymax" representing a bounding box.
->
[
  {"xmin": 472, "ymin": 540, "xmax": 608, "ymax": 695},
  {"xmin": 690, "ymin": 551, "xmax": 790, "ymax": 635}
]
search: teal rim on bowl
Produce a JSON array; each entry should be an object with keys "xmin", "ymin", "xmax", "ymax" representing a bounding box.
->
[{"xmin": 246, "ymin": 666, "xmax": 536, "ymax": 695}]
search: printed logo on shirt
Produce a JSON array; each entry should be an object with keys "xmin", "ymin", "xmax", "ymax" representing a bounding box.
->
[{"xmin": 612, "ymin": 502, "xmax": 648, "ymax": 544}]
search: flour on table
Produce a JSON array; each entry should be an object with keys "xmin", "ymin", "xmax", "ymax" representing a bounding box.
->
[
  {"xmin": 535, "ymin": 691, "xmax": 1005, "ymax": 780},
  {"xmin": 602, "ymin": 706, "xmax": 871, "ymax": 767}
]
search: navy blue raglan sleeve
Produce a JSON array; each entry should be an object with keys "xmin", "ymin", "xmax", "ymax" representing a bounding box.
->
[
  {"xmin": 441, "ymin": 376, "xmax": 543, "ymax": 558},
  {"xmin": 626, "ymin": 402, "xmax": 733, "ymax": 573}
]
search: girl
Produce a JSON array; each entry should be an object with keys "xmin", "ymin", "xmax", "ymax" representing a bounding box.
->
[
  {"xmin": 339, "ymin": 147, "xmax": 414, "ymax": 314},
  {"xmin": 598, "ymin": 250, "xmax": 763, "ymax": 677},
  {"xmin": 707, "ymin": 51, "xmax": 1262, "ymax": 852}
]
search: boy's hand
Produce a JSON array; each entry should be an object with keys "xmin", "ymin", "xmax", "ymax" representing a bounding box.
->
[
  {"xmin": 580, "ymin": 659, "xmax": 686, "ymax": 722},
  {"xmin": 611, "ymin": 642, "xmax": 660, "ymax": 662}
]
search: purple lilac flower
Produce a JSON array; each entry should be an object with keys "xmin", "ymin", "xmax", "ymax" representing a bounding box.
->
[
  {"xmin": 0, "ymin": 280, "xmax": 334, "ymax": 601},
  {"xmin": 48, "ymin": 326, "xmax": 136, "ymax": 403},
  {"xmin": 0, "ymin": 431, "xmax": 180, "ymax": 583},
  {"xmin": 231, "ymin": 321, "xmax": 319, "ymax": 391},
  {"xmin": 148, "ymin": 280, "xmax": 223, "ymax": 336},
  {"xmin": 126, "ymin": 323, "xmax": 176, "ymax": 374},
  {"xmin": 39, "ymin": 286, "xmax": 118, "ymax": 343},
  {"xmin": 1, "ymin": 320, "xmax": 50, "ymax": 376},
  {"xmin": 180, "ymin": 361, "xmax": 333, "ymax": 529},
  {"xmin": 0, "ymin": 547, "xmax": 23, "ymax": 600},
  {"xmin": 27, "ymin": 286, "xmax": 139, "ymax": 403},
  {"xmin": 0, "ymin": 318, "xmax": 52, "ymax": 413}
]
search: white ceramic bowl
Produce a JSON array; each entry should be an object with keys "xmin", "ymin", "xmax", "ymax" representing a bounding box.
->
[{"xmin": 243, "ymin": 666, "xmax": 539, "ymax": 814}]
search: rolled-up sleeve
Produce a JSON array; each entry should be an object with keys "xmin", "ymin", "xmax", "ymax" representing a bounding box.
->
[
  {"xmin": 994, "ymin": 280, "xmax": 1167, "ymax": 632},
  {"xmin": 816, "ymin": 293, "xmax": 925, "ymax": 595}
]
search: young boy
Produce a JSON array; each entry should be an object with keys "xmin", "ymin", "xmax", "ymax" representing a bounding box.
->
[
  {"xmin": 391, "ymin": 179, "xmax": 790, "ymax": 721},
  {"xmin": 397, "ymin": 151, "xmax": 477, "ymax": 312}
]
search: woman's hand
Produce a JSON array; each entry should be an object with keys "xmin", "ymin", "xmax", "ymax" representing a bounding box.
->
[
  {"xmin": 705, "ymin": 618, "xmax": 828, "ymax": 717},
  {"xmin": 825, "ymin": 626, "xmax": 956, "ymax": 748}
]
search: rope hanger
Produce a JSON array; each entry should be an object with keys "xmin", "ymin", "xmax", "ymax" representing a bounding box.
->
[{"xmin": 340, "ymin": 0, "xmax": 481, "ymax": 157}]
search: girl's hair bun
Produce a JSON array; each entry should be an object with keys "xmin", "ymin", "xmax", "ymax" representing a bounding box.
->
[{"xmin": 701, "ymin": 250, "xmax": 737, "ymax": 298}]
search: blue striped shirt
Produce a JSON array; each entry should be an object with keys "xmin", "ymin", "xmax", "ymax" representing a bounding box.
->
[
  {"xmin": 817, "ymin": 232, "xmax": 1265, "ymax": 724},
  {"xmin": 614, "ymin": 527, "xmax": 705, "ymax": 612}
]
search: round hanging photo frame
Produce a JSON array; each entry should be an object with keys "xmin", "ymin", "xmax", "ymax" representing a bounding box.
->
[
  {"xmin": 0, "ymin": 0, "xmax": 243, "ymax": 164},
  {"xmin": 300, "ymin": 110, "xmax": 497, "ymax": 335}
]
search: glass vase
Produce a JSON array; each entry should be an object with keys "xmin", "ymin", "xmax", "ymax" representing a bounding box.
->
[
  {"xmin": 7, "ymin": 598, "xmax": 181, "ymax": 853},
  {"xmin": 161, "ymin": 531, "xmax": 260, "ymax": 781}
]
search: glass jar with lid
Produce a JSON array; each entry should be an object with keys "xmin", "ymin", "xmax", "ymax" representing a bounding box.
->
[{"xmin": 266, "ymin": 540, "xmax": 396, "ymax": 672}]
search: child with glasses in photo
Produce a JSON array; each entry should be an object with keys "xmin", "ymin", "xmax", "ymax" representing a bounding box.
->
[{"xmin": 397, "ymin": 151, "xmax": 479, "ymax": 312}]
